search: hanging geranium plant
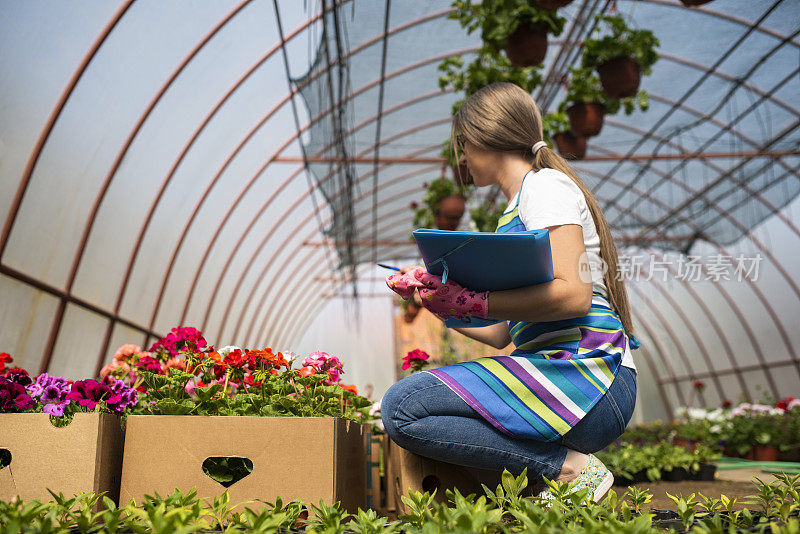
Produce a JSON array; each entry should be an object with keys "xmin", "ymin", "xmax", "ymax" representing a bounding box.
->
[
  {"xmin": 580, "ymin": 14, "xmax": 660, "ymax": 99},
  {"xmin": 412, "ymin": 177, "xmax": 473, "ymax": 231},
  {"xmin": 564, "ymin": 66, "xmax": 649, "ymax": 138},
  {"xmin": 449, "ymin": 0, "xmax": 566, "ymax": 67}
]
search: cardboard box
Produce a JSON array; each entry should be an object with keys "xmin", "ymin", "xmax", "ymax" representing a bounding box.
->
[
  {"xmin": 119, "ymin": 416, "xmax": 367, "ymax": 511},
  {"xmin": 388, "ymin": 439, "xmax": 537, "ymax": 513},
  {"xmin": 0, "ymin": 412, "xmax": 124, "ymax": 504},
  {"xmin": 365, "ymin": 430, "xmax": 382, "ymax": 511}
]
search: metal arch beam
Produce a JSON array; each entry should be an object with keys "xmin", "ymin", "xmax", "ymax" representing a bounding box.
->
[{"xmin": 0, "ymin": 0, "xmax": 136, "ymax": 258}]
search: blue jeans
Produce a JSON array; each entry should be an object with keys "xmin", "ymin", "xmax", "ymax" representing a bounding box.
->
[{"xmin": 381, "ymin": 365, "xmax": 637, "ymax": 481}]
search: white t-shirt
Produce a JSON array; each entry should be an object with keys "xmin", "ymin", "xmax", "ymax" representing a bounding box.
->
[{"xmin": 506, "ymin": 168, "xmax": 636, "ymax": 370}]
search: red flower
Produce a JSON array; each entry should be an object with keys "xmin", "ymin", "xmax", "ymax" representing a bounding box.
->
[
  {"xmin": 722, "ymin": 399, "xmax": 732, "ymax": 409},
  {"xmin": 224, "ymin": 349, "xmax": 246, "ymax": 368},
  {"xmin": 402, "ymin": 349, "xmax": 431, "ymax": 371},
  {"xmin": 298, "ymin": 366, "xmax": 316, "ymax": 378},
  {"xmin": 244, "ymin": 373, "xmax": 262, "ymax": 387},
  {"xmin": 0, "ymin": 377, "xmax": 34, "ymax": 412},
  {"xmin": 0, "ymin": 353, "xmax": 12, "ymax": 372},
  {"xmin": 66, "ymin": 380, "xmax": 112, "ymax": 409},
  {"xmin": 776, "ymin": 396, "xmax": 794, "ymax": 411},
  {"xmin": 3, "ymin": 367, "xmax": 31, "ymax": 387},
  {"xmin": 692, "ymin": 379, "xmax": 705, "ymax": 391}
]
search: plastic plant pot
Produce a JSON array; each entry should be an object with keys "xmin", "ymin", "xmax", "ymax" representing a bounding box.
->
[
  {"xmin": 504, "ymin": 24, "xmax": 548, "ymax": 67},
  {"xmin": 597, "ymin": 56, "xmax": 641, "ymax": 98},
  {"xmin": 435, "ymin": 196, "xmax": 466, "ymax": 231},
  {"xmin": 566, "ymin": 102, "xmax": 605, "ymax": 137},
  {"xmin": 553, "ymin": 131, "xmax": 586, "ymax": 160},
  {"xmin": 535, "ymin": 0, "xmax": 574, "ymax": 8}
]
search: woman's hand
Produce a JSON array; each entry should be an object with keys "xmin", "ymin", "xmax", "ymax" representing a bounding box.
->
[{"xmin": 417, "ymin": 274, "xmax": 489, "ymax": 321}]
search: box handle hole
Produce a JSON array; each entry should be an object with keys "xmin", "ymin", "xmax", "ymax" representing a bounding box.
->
[
  {"xmin": 0, "ymin": 449, "xmax": 10, "ymax": 470},
  {"xmin": 421, "ymin": 474, "xmax": 440, "ymax": 493},
  {"xmin": 202, "ymin": 456, "xmax": 253, "ymax": 488}
]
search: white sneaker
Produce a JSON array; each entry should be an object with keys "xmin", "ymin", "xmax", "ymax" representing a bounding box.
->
[{"xmin": 537, "ymin": 454, "xmax": 614, "ymax": 503}]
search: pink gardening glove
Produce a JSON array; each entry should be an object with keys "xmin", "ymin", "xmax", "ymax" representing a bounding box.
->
[
  {"xmin": 385, "ymin": 267, "xmax": 430, "ymax": 300},
  {"xmin": 417, "ymin": 274, "xmax": 489, "ymax": 321}
]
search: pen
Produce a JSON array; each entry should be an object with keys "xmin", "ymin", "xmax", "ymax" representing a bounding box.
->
[{"xmin": 377, "ymin": 263, "xmax": 402, "ymax": 271}]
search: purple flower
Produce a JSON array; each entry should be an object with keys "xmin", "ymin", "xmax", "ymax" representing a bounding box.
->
[
  {"xmin": 43, "ymin": 400, "xmax": 69, "ymax": 417},
  {"xmin": 104, "ymin": 379, "xmax": 138, "ymax": 413},
  {"xmin": 27, "ymin": 373, "xmax": 70, "ymax": 402}
]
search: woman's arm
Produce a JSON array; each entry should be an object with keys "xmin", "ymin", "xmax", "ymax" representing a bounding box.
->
[
  {"xmin": 489, "ymin": 224, "xmax": 593, "ymax": 323},
  {"xmin": 453, "ymin": 321, "xmax": 511, "ymax": 349}
]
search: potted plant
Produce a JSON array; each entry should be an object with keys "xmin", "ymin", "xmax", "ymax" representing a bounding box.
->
[
  {"xmin": 119, "ymin": 338, "xmax": 375, "ymax": 512},
  {"xmin": 564, "ymin": 66, "xmax": 650, "ymax": 137},
  {"xmin": 580, "ymin": 14, "xmax": 660, "ymax": 99},
  {"xmin": 469, "ymin": 200, "xmax": 508, "ymax": 232},
  {"xmin": 413, "ymin": 178, "xmax": 472, "ymax": 231},
  {"xmin": 438, "ymin": 48, "xmax": 544, "ymax": 116},
  {"xmin": 542, "ymin": 108, "xmax": 586, "ymax": 160},
  {"xmin": 449, "ymin": 0, "xmax": 566, "ymax": 67}
]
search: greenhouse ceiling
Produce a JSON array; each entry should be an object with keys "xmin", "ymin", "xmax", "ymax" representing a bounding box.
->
[{"xmin": 0, "ymin": 0, "xmax": 798, "ymax": 420}]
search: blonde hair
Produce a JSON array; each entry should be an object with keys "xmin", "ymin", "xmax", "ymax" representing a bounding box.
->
[{"xmin": 451, "ymin": 82, "xmax": 635, "ymax": 337}]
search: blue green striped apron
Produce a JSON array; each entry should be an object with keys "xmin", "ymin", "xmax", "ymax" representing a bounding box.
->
[{"xmin": 427, "ymin": 174, "xmax": 642, "ymax": 441}]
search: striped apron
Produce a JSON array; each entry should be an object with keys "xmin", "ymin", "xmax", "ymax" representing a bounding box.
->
[{"xmin": 427, "ymin": 175, "xmax": 642, "ymax": 442}]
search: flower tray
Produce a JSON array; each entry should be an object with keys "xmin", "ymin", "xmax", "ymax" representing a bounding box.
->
[
  {"xmin": 0, "ymin": 412, "xmax": 124, "ymax": 504},
  {"xmin": 119, "ymin": 416, "xmax": 369, "ymax": 512}
]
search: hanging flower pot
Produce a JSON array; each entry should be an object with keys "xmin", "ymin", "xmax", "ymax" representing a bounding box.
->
[
  {"xmin": 553, "ymin": 131, "xmax": 586, "ymax": 160},
  {"xmin": 597, "ymin": 56, "xmax": 641, "ymax": 98},
  {"xmin": 680, "ymin": 0, "xmax": 714, "ymax": 5},
  {"xmin": 504, "ymin": 24, "xmax": 548, "ymax": 67},
  {"xmin": 435, "ymin": 195, "xmax": 466, "ymax": 231},
  {"xmin": 535, "ymin": 0, "xmax": 574, "ymax": 8},
  {"xmin": 566, "ymin": 102, "xmax": 605, "ymax": 137}
]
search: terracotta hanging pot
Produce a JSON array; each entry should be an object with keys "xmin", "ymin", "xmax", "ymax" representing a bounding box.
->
[
  {"xmin": 553, "ymin": 131, "xmax": 586, "ymax": 160},
  {"xmin": 753, "ymin": 444, "xmax": 779, "ymax": 462},
  {"xmin": 504, "ymin": 24, "xmax": 548, "ymax": 67},
  {"xmin": 535, "ymin": 0, "xmax": 574, "ymax": 8},
  {"xmin": 434, "ymin": 195, "xmax": 466, "ymax": 231},
  {"xmin": 597, "ymin": 56, "xmax": 641, "ymax": 98},
  {"xmin": 566, "ymin": 102, "xmax": 605, "ymax": 137},
  {"xmin": 680, "ymin": 0, "xmax": 714, "ymax": 5}
]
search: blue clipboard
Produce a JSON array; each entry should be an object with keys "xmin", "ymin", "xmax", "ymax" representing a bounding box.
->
[{"xmin": 412, "ymin": 228, "xmax": 554, "ymax": 328}]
